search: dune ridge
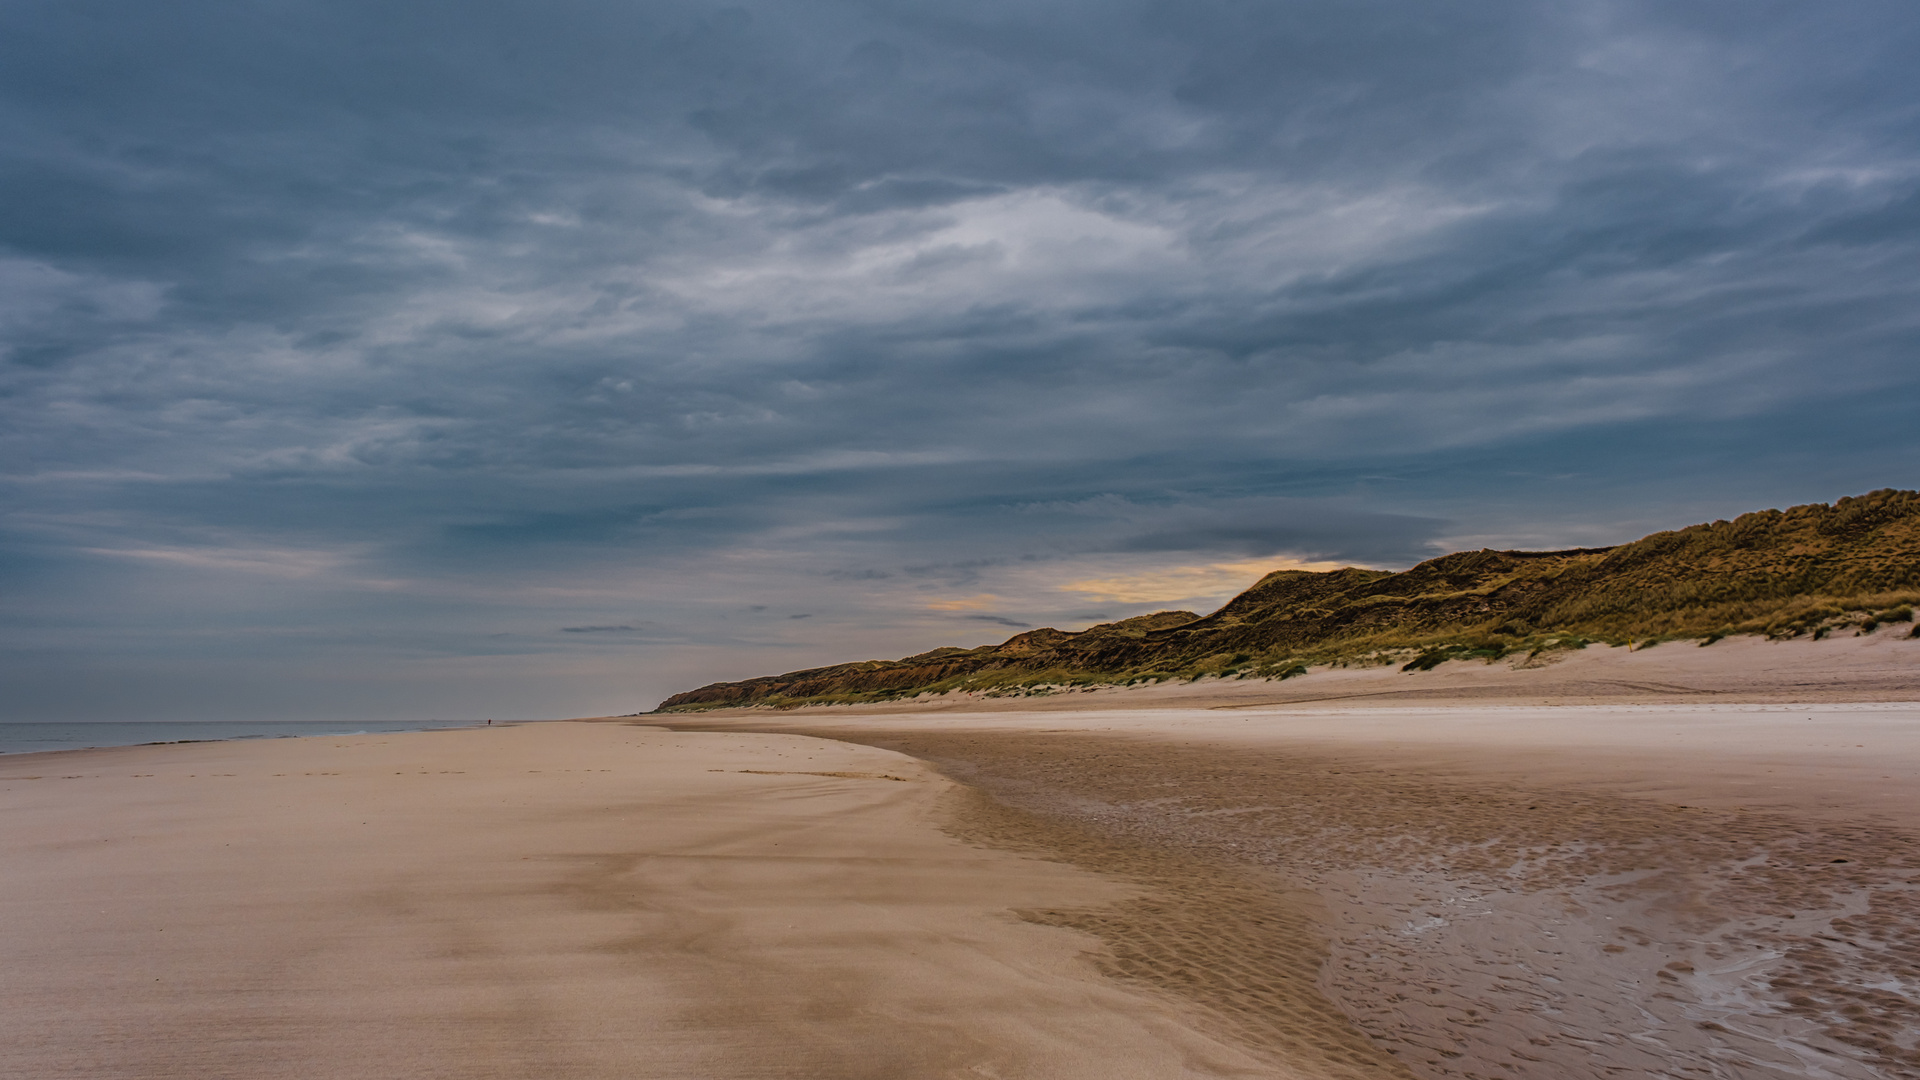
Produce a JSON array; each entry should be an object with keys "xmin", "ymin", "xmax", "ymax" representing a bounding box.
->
[{"xmin": 660, "ymin": 489, "xmax": 1920, "ymax": 710}]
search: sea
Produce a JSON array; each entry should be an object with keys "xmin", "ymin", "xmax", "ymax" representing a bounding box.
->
[{"xmin": 0, "ymin": 720, "xmax": 491, "ymax": 756}]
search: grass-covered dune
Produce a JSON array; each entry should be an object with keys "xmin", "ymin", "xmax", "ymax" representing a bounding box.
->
[{"xmin": 656, "ymin": 489, "xmax": 1920, "ymax": 711}]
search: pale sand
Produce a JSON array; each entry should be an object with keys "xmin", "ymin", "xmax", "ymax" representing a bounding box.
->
[
  {"xmin": 664, "ymin": 633, "xmax": 1920, "ymax": 1079},
  {"xmin": 8, "ymin": 634, "xmax": 1919, "ymax": 1079},
  {"xmin": 0, "ymin": 723, "xmax": 1291, "ymax": 1079}
]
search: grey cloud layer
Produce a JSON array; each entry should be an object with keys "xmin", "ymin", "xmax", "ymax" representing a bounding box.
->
[{"xmin": 3, "ymin": 0, "xmax": 1918, "ymax": 715}]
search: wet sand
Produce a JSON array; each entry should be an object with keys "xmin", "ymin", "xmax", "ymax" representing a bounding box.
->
[
  {"xmin": 0, "ymin": 723, "xmax": 1288, "ymax": 1079},
  {"xmin": 665, "ymin": 634, "xmax": 1920, "ymax": 1079}
]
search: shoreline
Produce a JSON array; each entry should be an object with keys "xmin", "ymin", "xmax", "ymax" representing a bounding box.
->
[{"xmin": 0, "ymin": 718, "xmax": 497, "ymax": 757}]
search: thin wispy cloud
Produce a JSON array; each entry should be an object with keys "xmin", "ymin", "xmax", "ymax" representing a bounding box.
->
[{"xmin": 961, "ymin": 615, "xmax": 1031, "ymax": 630}]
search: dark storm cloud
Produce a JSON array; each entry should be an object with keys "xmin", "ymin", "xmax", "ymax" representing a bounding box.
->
[
  {"xmin": 4, "ymin": 0, "xmax": 1920, "ymax": 715},
  {"xmin": 1105, "ymin": 498, "xmax": 1445, "ymax": 562}
]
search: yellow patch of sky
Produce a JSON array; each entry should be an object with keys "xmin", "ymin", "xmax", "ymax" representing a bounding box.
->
[{"xmin": 1054, "ymin": 556, "xmax": 1351, "ymax": 604}]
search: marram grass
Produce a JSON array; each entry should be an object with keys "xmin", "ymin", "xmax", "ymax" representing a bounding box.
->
[{"xmin": 657, "ymin": 490, "xmax": 1920, "ymax": 711}]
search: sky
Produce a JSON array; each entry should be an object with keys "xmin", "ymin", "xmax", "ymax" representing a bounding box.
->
[{"xmin": 3, "ymin": 0, "xmax": 1919, "ymax": 720}]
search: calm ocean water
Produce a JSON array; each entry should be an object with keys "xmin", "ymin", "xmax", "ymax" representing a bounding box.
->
[{"xmin": 0, "ymin": 720, "xmax": 489, "ymax": 756}]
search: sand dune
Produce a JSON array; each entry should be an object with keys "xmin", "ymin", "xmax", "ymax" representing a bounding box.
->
[{"xmin": 701, "ymin": 629, "xmax": 1920, "ymax": 714}]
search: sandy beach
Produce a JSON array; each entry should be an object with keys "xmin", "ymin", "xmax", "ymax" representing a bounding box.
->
[
  {"xmin": 0, "ymin": 724, "xmax": 1283, "ymax": 1079},
  {"xmin": 6, "ymin": 634, "xmax": 1920, "ymax": 1079}
]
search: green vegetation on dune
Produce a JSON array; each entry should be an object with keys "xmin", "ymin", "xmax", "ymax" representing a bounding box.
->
[{"xmin": 654, "ymin": 489, "xmax": 1920, "ymax": 711}]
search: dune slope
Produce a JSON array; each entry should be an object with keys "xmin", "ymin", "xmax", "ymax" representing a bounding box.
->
[{"xmin": 661, "ymin": 489, "xmax": 1920, "ymax": 710}]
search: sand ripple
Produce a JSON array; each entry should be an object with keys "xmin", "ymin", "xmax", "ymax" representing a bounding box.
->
[{"xmin": 825, "ymin": 729, "xmax": 1920, "ymax": 1080}]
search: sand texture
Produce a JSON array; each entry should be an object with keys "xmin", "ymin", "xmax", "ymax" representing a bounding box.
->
[
  {"xmin": 667, "ymin": 637, "xmax": 1920, "ymax": 1079},
  {"xmin": 0, "ymin": 723, "xmax": 1294, "ymax": 1079},
  {"xmin": 9, "ymin": 635, "xmax": 1920, "ymax": 1079},
  {"xmin": 766, "ymin": 720, "xmax": 1920, "ymax": 1079}
]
